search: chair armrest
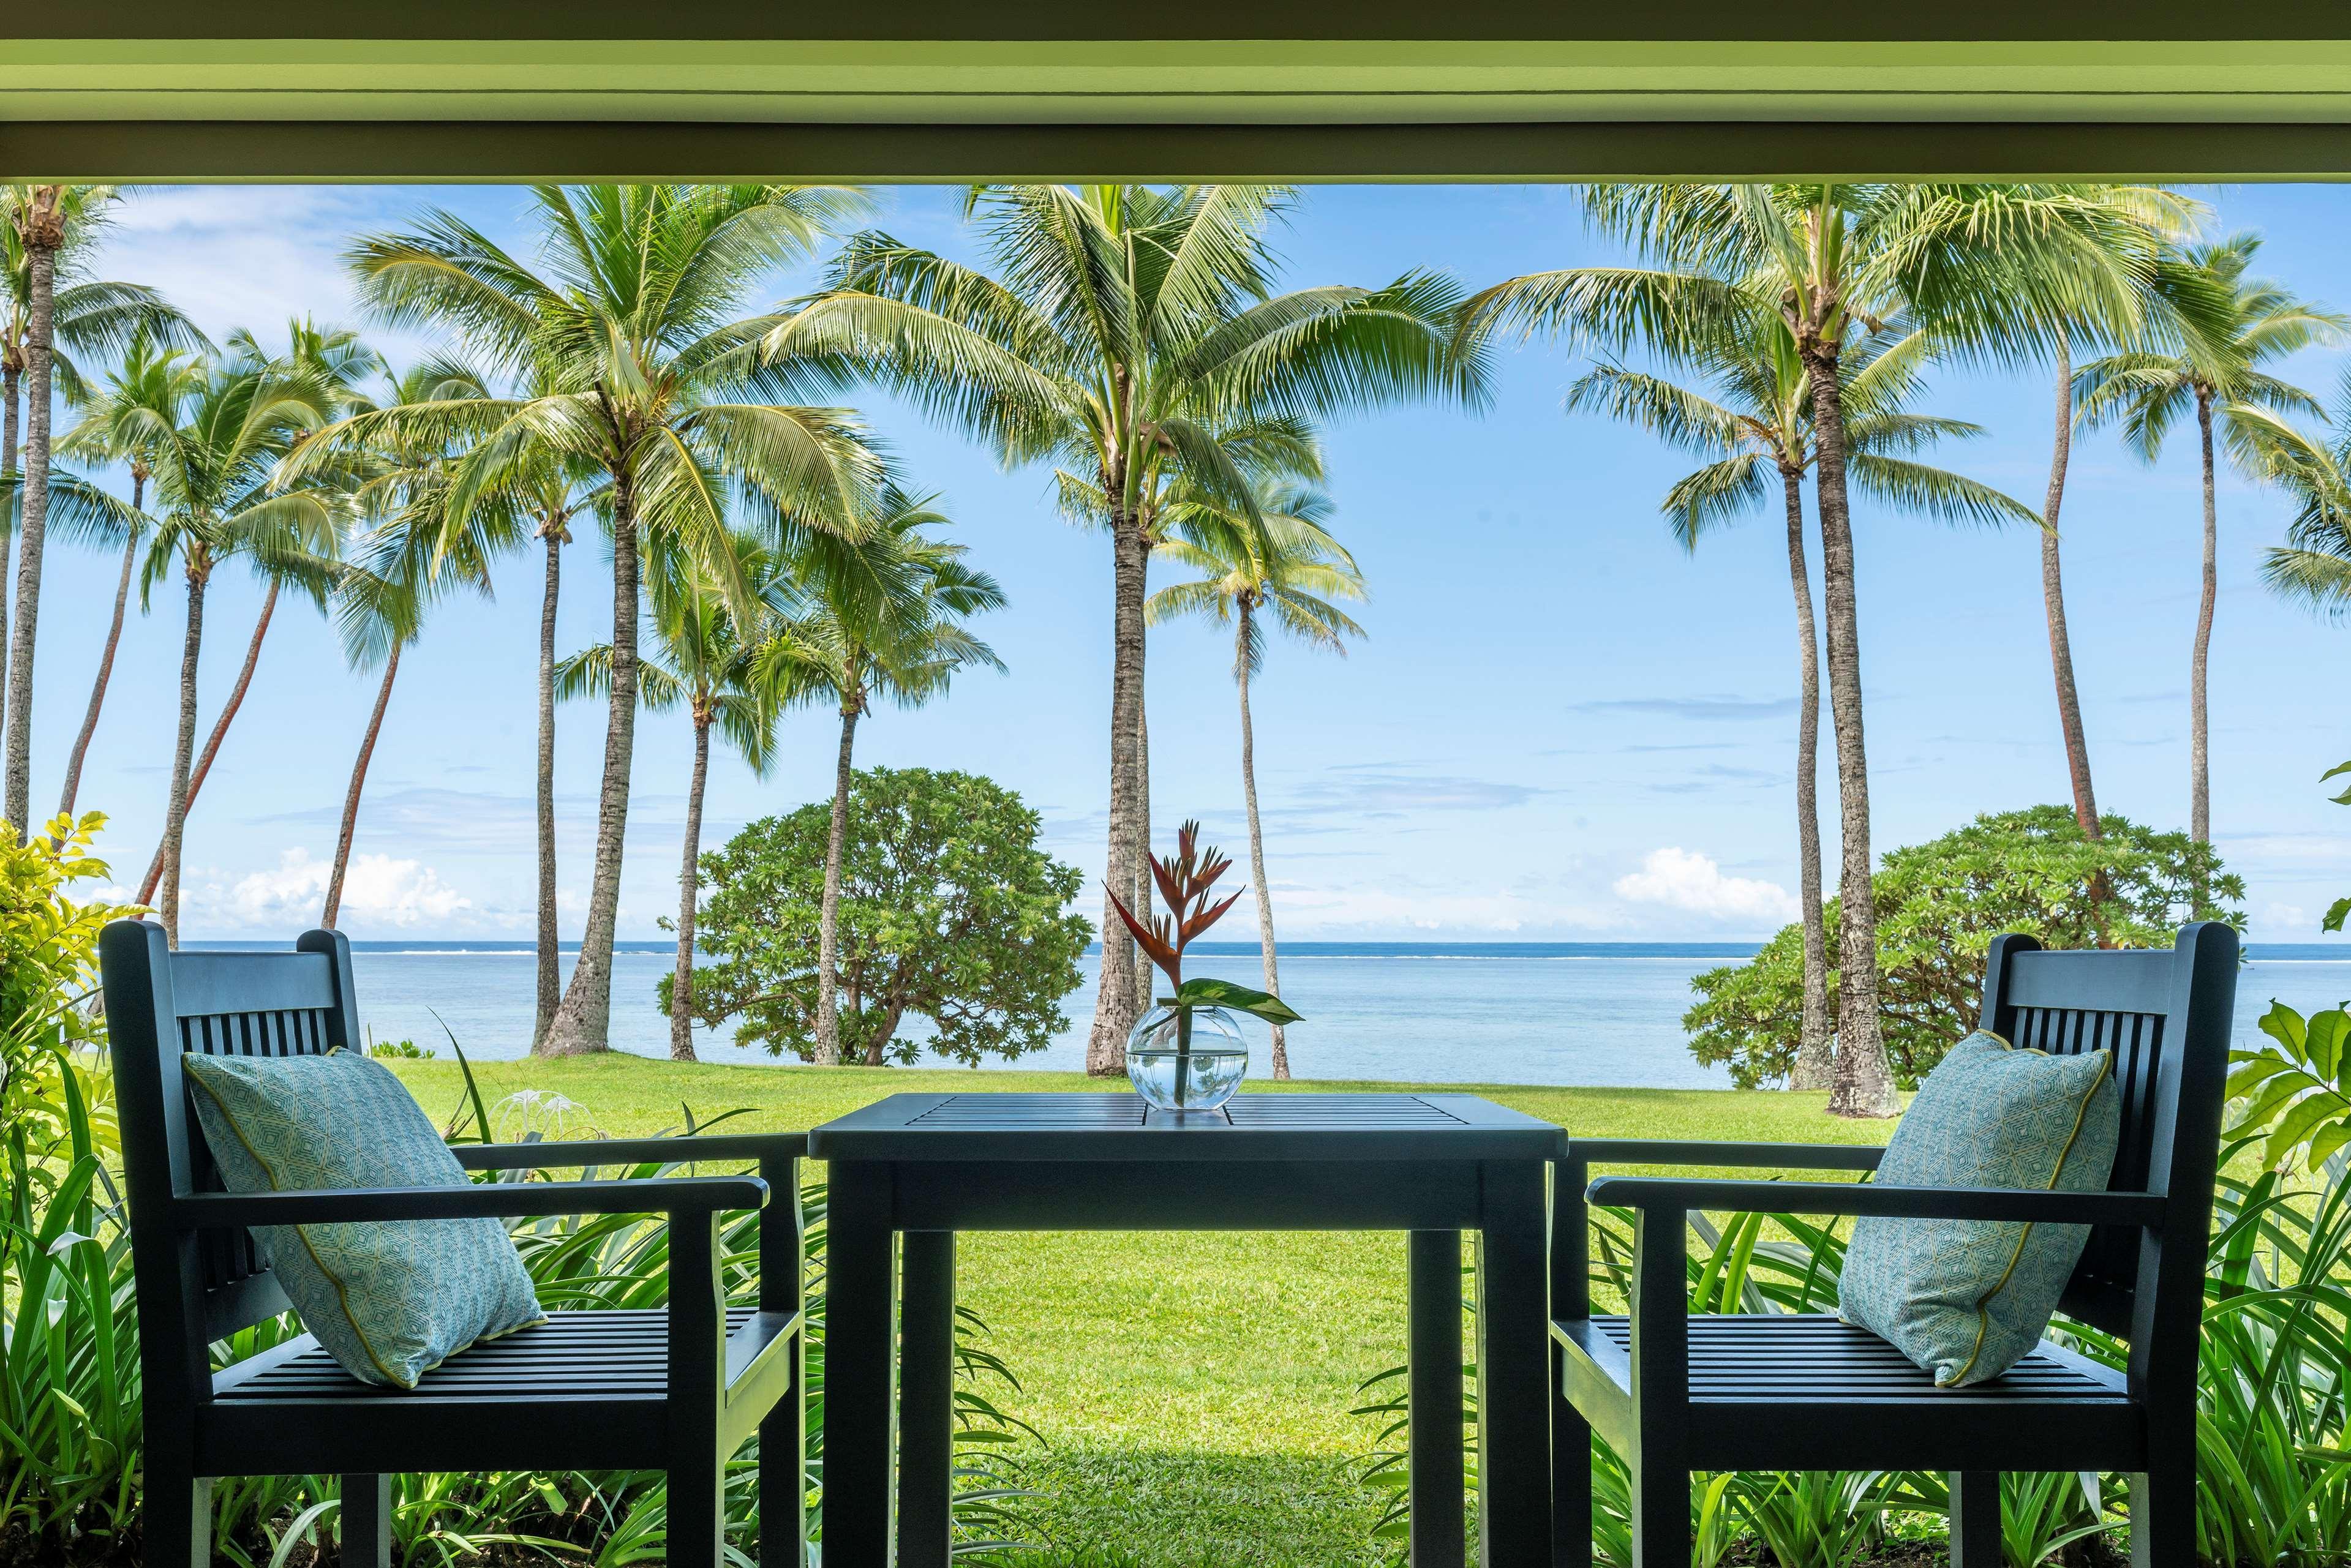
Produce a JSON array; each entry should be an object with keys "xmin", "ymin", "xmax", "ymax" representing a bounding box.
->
[
  {"xmin": 1565, "ymin": 1139, "xmax": 1884, "ymax": 1171},
  {"xmin": 453, "ymin": 1132, "xmax": 807, "ymax": 1171},
  {"xmin": 175, "ymin": 1175, "xmax": 767, "ymax": 1228},
  {"xmin": 1585, "ymin": 1176, "xmax": 2166, "ymax": 1226}
]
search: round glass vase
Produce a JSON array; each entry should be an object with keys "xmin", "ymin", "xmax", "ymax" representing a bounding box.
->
[{"xmin": 1125, "ymin": 1003, "xmax": 1249, "ymax": 1113}]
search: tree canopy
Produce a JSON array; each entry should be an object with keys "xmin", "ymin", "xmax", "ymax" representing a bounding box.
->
[
  {"xmin": 1685, "ymin": 805, "xmax": 2244, "ymax": 1089},
  {"xmin": 674, "ymin": 767, "xmax": 1090, "ymax": 1066}
]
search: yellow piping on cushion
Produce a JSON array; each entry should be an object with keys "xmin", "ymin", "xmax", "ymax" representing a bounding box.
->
[{"xmin": 1943, "ymin": 1045, "xmax": 2113, "ymax": 1387}]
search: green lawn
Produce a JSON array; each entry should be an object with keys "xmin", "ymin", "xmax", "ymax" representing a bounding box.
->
[{"xmin": 389, "ymin": 1057, "xmax": 1897, "ymax": 1567}]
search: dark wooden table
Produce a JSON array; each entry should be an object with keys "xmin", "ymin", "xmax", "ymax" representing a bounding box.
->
[{"xmin": 807, "ymin": 1091, "xmax": 1564, "ymax": 1568}]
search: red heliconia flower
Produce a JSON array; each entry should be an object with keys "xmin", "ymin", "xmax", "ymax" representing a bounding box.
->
[{"xmin": 1105, "ymin": 819, "xmax": 1244, "ymax": 990}]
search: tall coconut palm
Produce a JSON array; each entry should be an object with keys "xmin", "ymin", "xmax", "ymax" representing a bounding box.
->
[
  {"xmin": 559, "ymin": 532, "xmax": 783, "ymax": 1061},
  {"xmin": 315, "ymin": 358, "xmax": 511, "ymax": 931},
  {"xmin": 129, "ymin": 321, "xmax": 382, "ymax": 907},
  {"xmin": 123, "ymin": 356, "xmax": 342, "ymax": 943},
  {"xmin": 754, "ymin": 490, "xmax": 1005, "ymax": 1065},
  {"xmin": 1145, "ymin": 480, "xmax": 1366, "ymax": 1081},
  {"xmin": 1567, "ymin": 323, "xmax": 2036, "ymax": 1089},
  {"xmin": 319, "ymin": 184, "xmax": 882, "ymax": 1056},
  {"xmin": 500, "ymin": 427, "xmax": 601, "ymax": 1048},
  {"xmin": 1464, "ymin": 184, "xmax": 2169, "ymax": 1116},
  {"xmin": 53, "ymin": 334, "xmax": 201, "ymax": 821},
  {"xmin": 0, "ymin": 186, "xmax": 199, "ymax": 835},
  {"xmin": 2075, "ymin": 233, "xmax": 2345, "ymax": 857},
  {"xmin": 783, "ymin": 184, "xmax": 1483, "ymax": 1071},
  {"xmin": 2244, "ymin": 372, "xmax": 2351, "ymax": 637}
]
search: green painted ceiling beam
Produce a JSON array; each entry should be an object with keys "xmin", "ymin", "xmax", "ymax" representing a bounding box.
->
[{"xmin": 12, "ymin": 6, "xmax": 2351, "ymax": 179}]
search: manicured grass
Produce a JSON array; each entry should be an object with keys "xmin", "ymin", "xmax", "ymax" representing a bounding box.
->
[{"xmin": 390, "ymin": 1057, "xmax": 1897, "ymax": 1567}]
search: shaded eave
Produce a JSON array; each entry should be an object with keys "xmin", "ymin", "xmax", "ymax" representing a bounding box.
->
[{"xmin": 13, "ymin": 2, "xmax": 2351, "ymax": 181}]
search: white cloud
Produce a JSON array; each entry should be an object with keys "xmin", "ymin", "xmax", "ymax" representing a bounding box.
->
[
  {"xmin": 1275, "ymin": 885, "xmax": 1624, "ymax": 937},
  {"xmin": 1612, "ymin": 847, "xmax": 1797, "ymax": 926},
  {"xmin": 181, "ymin": 849, "xmax": 478, "ymax": 931}
]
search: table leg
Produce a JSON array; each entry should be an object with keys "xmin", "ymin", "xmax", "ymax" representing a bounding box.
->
[
  {"xmin": 898, "ymin": 1231, "xmax": 957, "ymax": 1567},
  {"xmin": 1409, "ymin": 1229, "xmax": 1468, "ymax": 1568},
  {"xmin": 1476, "ymin": 1161, "xmax": 1551, "ymax": 1568},
  {"xmin": 824, "ymin": 1163, "xmax": 897, "ymax": 1568}
]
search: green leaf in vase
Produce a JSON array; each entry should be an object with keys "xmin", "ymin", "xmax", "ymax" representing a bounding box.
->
[{"xmin": 1162, "ymin": 977, "xmax": 1304, "ymax": 1026}]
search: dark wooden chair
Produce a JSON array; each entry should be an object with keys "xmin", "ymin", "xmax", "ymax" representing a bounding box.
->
[
  {"xmin": 99, "ymin": 921, "xmax": 809, "ymax": 1568},
  {"xmin": 1551, "ymin": 923, "xmax": 2239, "ymax": 1568}
]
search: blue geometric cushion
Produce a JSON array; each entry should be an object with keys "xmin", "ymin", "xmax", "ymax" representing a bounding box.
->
[
  {"xmin": 1838, "ymin": 1030, "xmax": 2120, "ymax": 1387},
  {"xmin": 181, "ymin": 1050, "xmax": 543, "ymax": 1389}
]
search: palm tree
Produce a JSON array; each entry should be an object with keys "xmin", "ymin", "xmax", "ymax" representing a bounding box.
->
[
  {"xmin": 559, "ymin": 533, "xmax": 783, "ymax": 1061},
  {"xmin": 0, "ymin": 185, "xmax": 198, "ymax": 835},
  {"xmin": 1145, "ymin": 480, "xmax": 1365, "ymax": 1081},
  {"xmin": 53, "ymin": 333, "xmax": 201, "ymax": 821},
  {"xmin": 317, "ymin": 359, "xmax": 511, "ymax": 931},
  {"xmin": 783, "ymin": 184, "xmax": 1483, "ymax": 1071},
  {"xmin": 2243, "ymin": 373, "xmax": 2351, "ymax": 640},
  {"xmin": 1464, "ymin": 184, "xmax": 2168, "ymax": 1117},
  {"xmin": 128, "ymin": 320, "xmax": 382, "ymax": 907},
  {"xmin": 500, "ymin": 422, "xmax": 601, "ymax": 1048},
  {"xmin": 755, "ymin": 489, "xmax": 1005, "ymax": 1065},
  {"xmin": 1567, "ymin": 322, "xmax": 2036, "ymax": 1090},
  {"xmin": 320, "ymin": 184, "xmax": 882, "ymax": 1056},
  {"xmin": 123, "ymin": 356, "xmax": 342, "ymax": 943},
  {"xmin": 2075, "ymin": 233, "xmax": 2345, "ymax": 857}
]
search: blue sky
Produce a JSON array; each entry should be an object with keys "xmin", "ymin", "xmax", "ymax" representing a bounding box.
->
[{"xmin": 22, "ymin": 182, "xmax": 2351, "ymax": 943}]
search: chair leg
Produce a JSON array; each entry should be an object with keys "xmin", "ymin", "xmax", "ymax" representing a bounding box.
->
[
  {"xmin": 1629, "ymin": 1457, "xmax": 1688, "ymax": 1568},
  {"xmin": 142, "ymin": 1458, "xmax": 211, "ymax": 1568},
  {"xmin": 1550, "ymin": 1351, "xmax": 1593, "ymax": 1568},
  {"xmin": 2131, "ymin": 1461, "xmax": 2196, "ymax": 1568},
  {"xmin": 341, "ymin": 1473, "xmax": 393, "ymax": 1568},
  {"xmin": 668, "ymin": 1455, "xmax": 726, "ymax": 1568},
  {"xmin": 1948, "ymin": 1471, "xmax": 2001, "ymax": 1568}
]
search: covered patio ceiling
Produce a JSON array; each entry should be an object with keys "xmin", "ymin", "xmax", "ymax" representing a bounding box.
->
[{"xmin": 10, "ymin": 1, "xmax": 2351, "ymax": 181}]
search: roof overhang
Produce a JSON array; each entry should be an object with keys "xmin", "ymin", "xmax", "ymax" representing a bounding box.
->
[{"xmin": 13, "ymin": 2, "xmax": 2351, "ymax": 181}]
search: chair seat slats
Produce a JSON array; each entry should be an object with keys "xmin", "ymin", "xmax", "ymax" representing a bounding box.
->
[
  {"xmin": 1577, "ymin": 1315, "xmax": 2129, "ymax": 1404},
  {"xmin": 217, "ymin": 1310, "xmax": 763, "ymax": 1403}
]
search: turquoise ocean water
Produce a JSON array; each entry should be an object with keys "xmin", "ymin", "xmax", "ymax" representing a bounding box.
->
[{"xmin": 183, "ymin": 939, "xmax": 2351, "ymax": 1090}]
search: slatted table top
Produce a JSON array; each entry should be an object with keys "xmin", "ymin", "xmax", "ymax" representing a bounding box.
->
[{"xmin": 807, "ymin": 1091, "xmax": 1563, "ymax": 1163}]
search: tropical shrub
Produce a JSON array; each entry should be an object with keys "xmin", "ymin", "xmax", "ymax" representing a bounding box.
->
[
  {"xmin": 677, "ymin": 768, "xmax": 1093, "ymax": 1066},
  {"xmin": 1685, "ymin": 807, "xmax": 2243, "ymax": 1089},
  {"xmin": 1, "ymin": 813, "xmax": 135, "ymax": 1140}
]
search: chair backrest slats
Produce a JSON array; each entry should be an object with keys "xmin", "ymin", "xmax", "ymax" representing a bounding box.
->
[
  {"xmin": 1976, "ymin": 924, "xmax": 2236, "ymax": 1360},
  {"xmin": 100, "ymin": 923, "xmax": 363, "ymax": 1409}
]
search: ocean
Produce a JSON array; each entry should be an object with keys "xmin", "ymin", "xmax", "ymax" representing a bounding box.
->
[{"xmin": 181, "ymin": 939, "xmax": 2351, "ymax": 1089}]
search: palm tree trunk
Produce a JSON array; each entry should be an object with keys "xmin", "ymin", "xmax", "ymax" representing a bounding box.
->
[
  {"xmin": 1086, "ymin": 504, "xmax": 1148, "ymax": 1075},
  {"xmin": 670, "ymin": 715, "xmax": 710, "ymax": 1063},
  {"xmin": 0, "ymin": 362, "xmax": 18, "ymax": 776},
  {"xmin": 1236, "ymin": 603, "xmax": 1290, "ymax": 1080},
  {"xmin": 814, "ymin": 699, "xmax": 860, "ymax": 1065},
  {"xmin": 1135, "ymin": 696, "xmax": 1155, "ymax": 1006},
  {"xmin": 58, "ymin": 481, "xmax": 142, "ymax": 822},
  {"xmin": 2041, "ymin": 345, "xmax": 2102, "ymax": 841},
  {"xmin": 4, "ymin": 210, "xmax": 60, "ymax": 839},
  {"xmin": 541, "ymin": 487, "xmax": 639, "ymax": 1057},
  {"xmin": 322, "ymin": 645, "xmax": 399, "ymax": 929},
  {"xmin": 2192, "ymin": 389, "xmax": 2217, "ymax": 863},
  {"xmin": 1781, "ymin": 466, "xmax": 1834, "ymax": 1092},
  {"xmin": 534, "ymin": 526, "xmax": 562, "ymax": 1050},
  {"xmin": 160, "ymin": 569, "xmax": 208, "ymax": 948},
  {"xmin": 138, "ymin": 580, "xmax": 280, "ymax": 906},
  {"xmin": 1800, "ymin": 340, "xmax": 1898, "ymax": 1119}
]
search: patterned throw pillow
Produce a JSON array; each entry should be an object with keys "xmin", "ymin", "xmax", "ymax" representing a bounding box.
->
[
  {"xmin": 1839, "ymin": 1030, "xmax": 2120, "ymax": 1387},
  {"xmin": 182, "ymin": 1050, "xmax": 543, "ymax": 1389}
]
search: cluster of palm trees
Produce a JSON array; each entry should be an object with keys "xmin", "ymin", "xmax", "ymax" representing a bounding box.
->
[
  {"xmin": 1461, "ymin": 185, "xmax": 2345, "ymax": 1114},
  {"xmin": 9, "ymin": 181, "xmax": 2348, "ymax": 1102}
]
